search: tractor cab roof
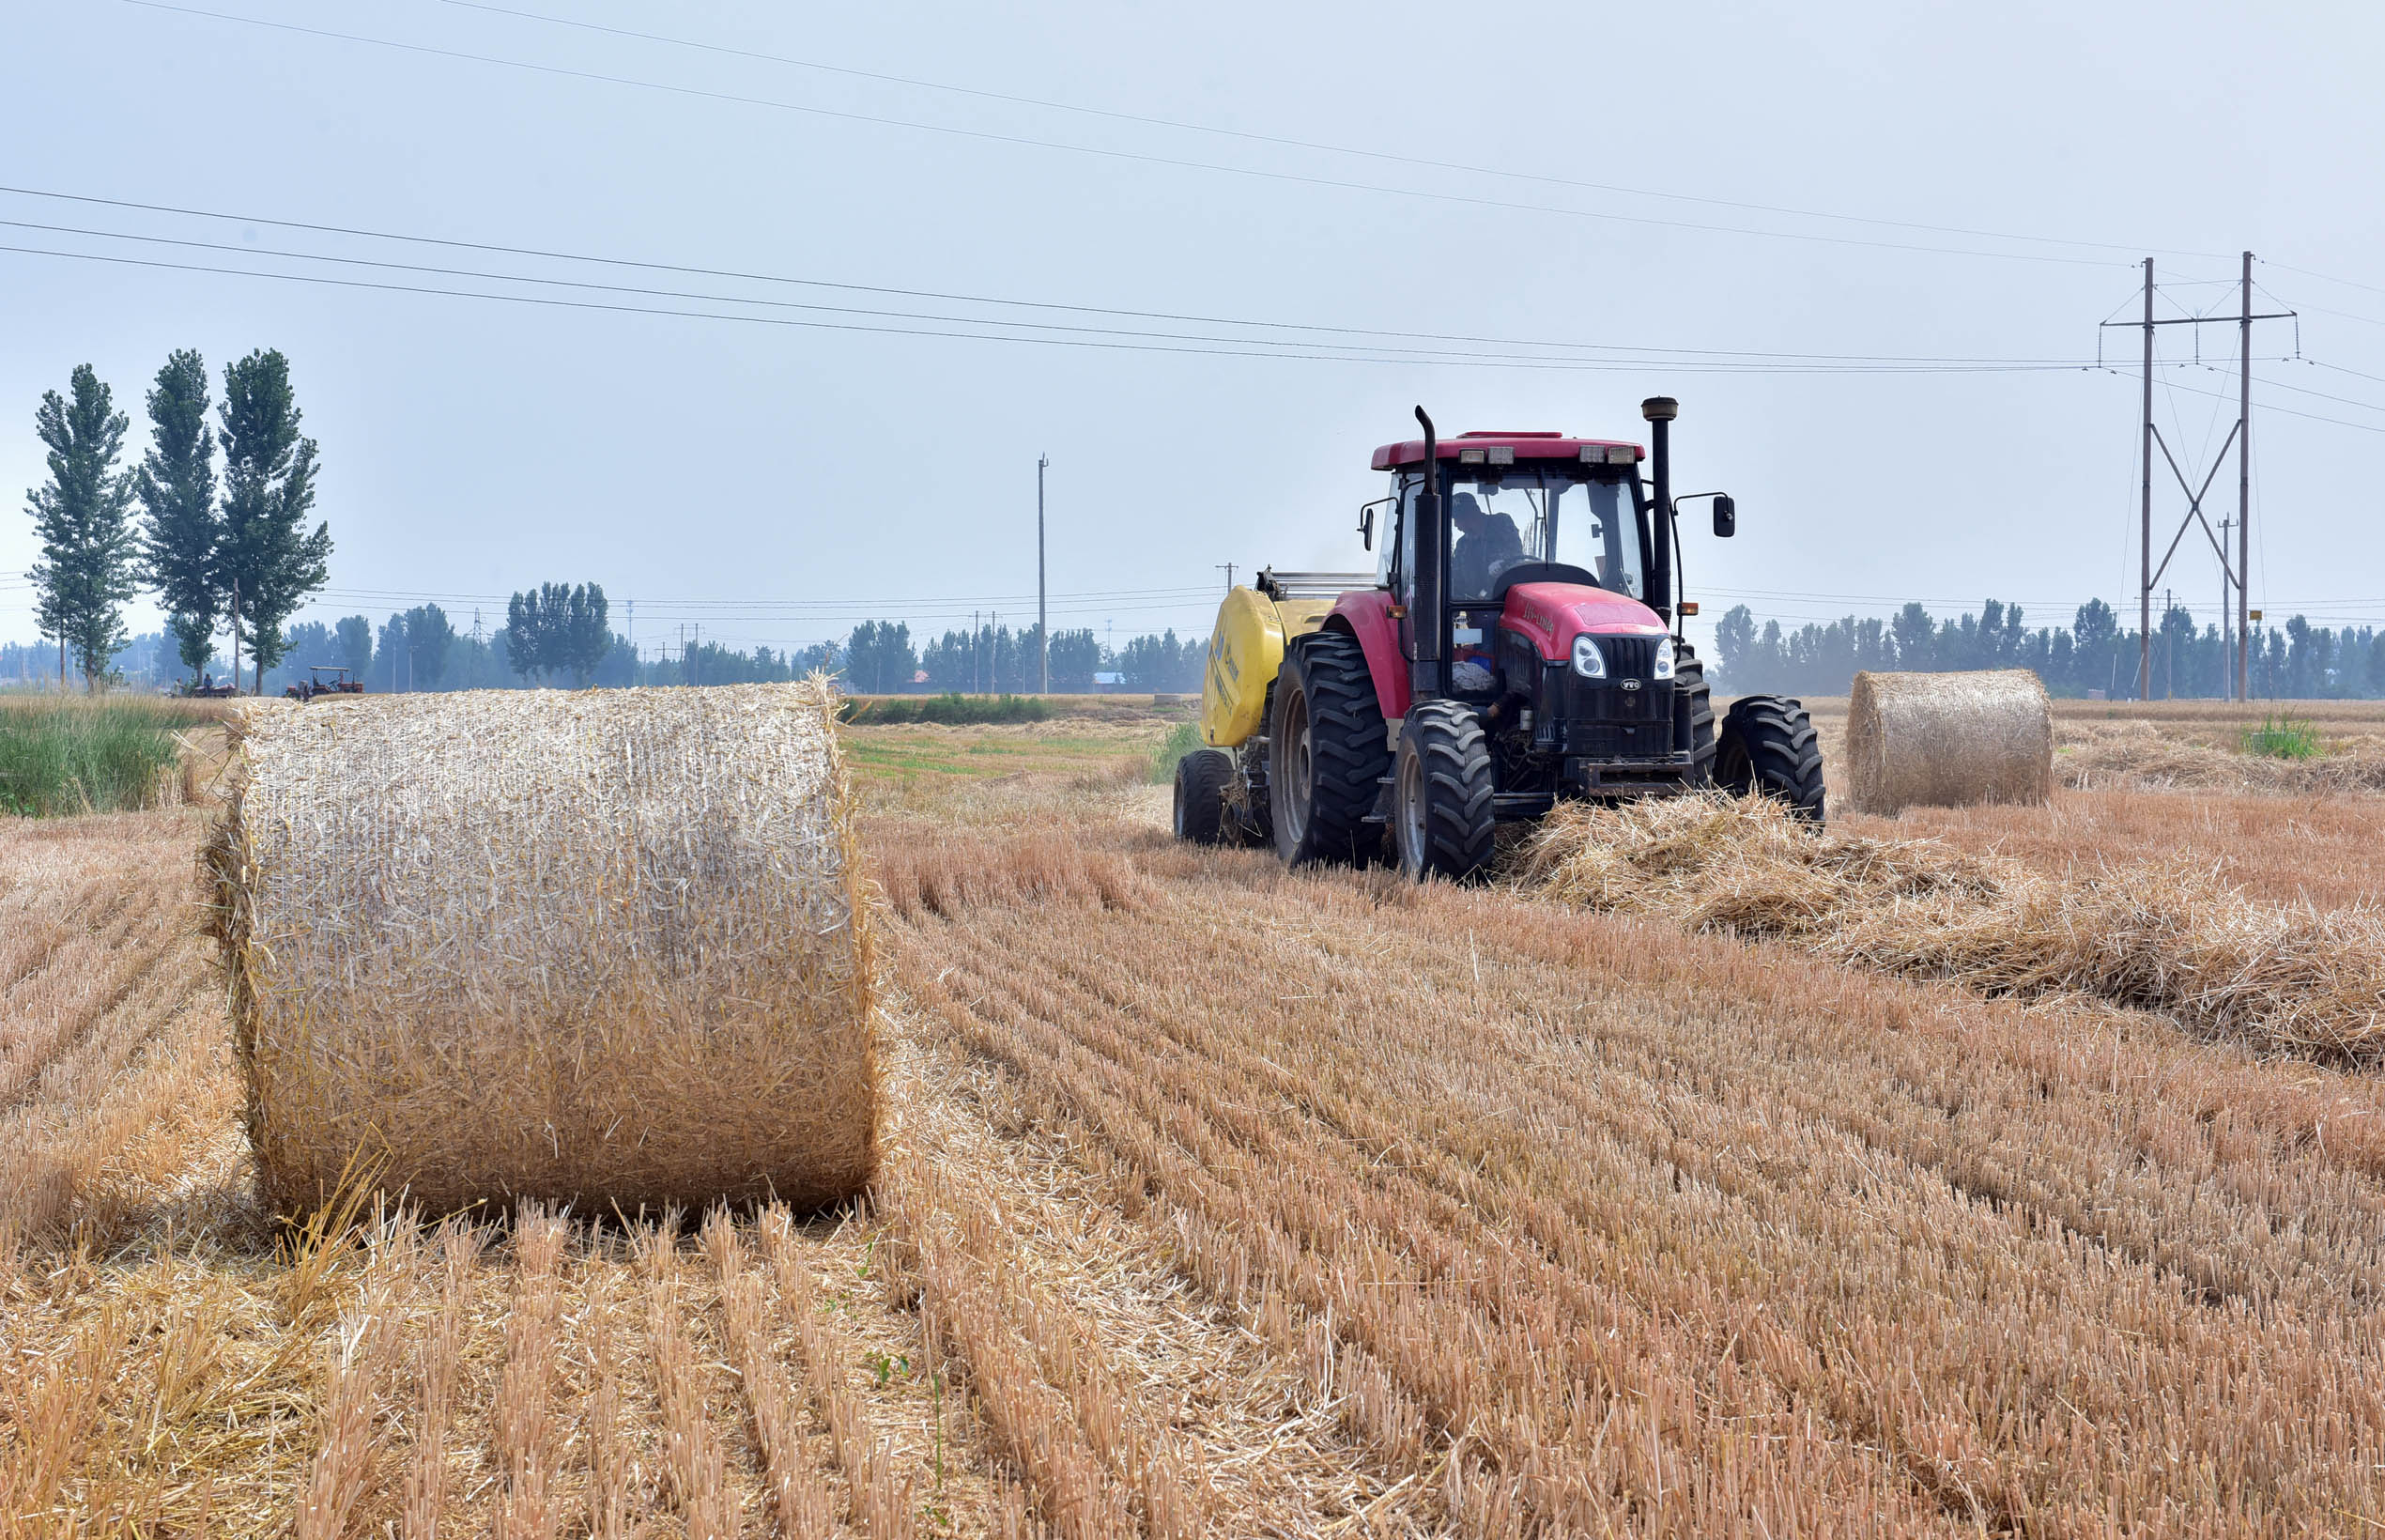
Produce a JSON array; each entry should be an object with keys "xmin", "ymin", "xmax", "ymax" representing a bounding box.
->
[{"xmin": 1370, "ymin": 430, "xmax": 1642, "ymax": 471}]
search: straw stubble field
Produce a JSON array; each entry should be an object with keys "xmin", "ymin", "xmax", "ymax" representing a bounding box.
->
[{"xmin": 8, "ymin": 701, "xmax": 2385, "ymax": 1535}]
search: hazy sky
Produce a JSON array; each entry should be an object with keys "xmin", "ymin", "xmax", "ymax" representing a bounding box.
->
[{"xmin": 5, "ymin": 0, "xmax": 2381, "ymax": 664}]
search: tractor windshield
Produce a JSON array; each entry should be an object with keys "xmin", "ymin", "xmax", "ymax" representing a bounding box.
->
[{"xmin": 1444, "ymin": 470, "xmax": 1645, "ymax": 603}]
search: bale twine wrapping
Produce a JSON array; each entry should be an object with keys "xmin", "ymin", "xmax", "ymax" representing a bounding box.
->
[
  {"xmin": 207, "ymin": 683, "xmax": 875, "ymax": 1217},
  {"xmin": 1845, "ymin": 669, "xmax": 2052, "ymax": 815}
]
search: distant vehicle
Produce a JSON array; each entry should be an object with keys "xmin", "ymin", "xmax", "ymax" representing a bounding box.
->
[
  {"xmin": 286, "ymin": 666, "xmax": 366, "ymax": 701},
  {"xmin": 177, "ymin": 673, "xmax": 239, "ymax": 699}
]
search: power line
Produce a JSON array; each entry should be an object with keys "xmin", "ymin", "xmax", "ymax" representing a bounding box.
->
[
  {"xmin": 423, "ymin": 0, "xmax": 2236, "ymax": 266},
  {"xmin": 124, "ymin": 0, "xmax": 2153, "ymax": 270},
  {"xmin": 0, "ymin": 187, "xmax": 2150, "ymax": 369},
  {"xmin": 0, "ymin": 216, "xmax": 2126, "ymax": 372},
  {"xmin": 1, "ymin": 239, "xmax": 2148, "ymax": 375},
  {"xmin": 2116, "ymin": 368, "xmax": 2385, "ymax": 437}
]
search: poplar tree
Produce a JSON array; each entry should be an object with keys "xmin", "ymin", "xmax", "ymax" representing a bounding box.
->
[
  {"xmin": 24, "ymin": 364, "xmax": 138, "ymax": 690},
  {"xmin": 217, "ymin": 349, "xmax": 331, "ymax": 692},
  {"xmin": 132, "ymin": 349, "xmax": 222, "ymax": 682}
]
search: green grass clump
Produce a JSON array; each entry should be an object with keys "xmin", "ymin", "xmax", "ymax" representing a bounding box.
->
[
  {"xmin": 1148, "ymin": 720, "xmax": 1206, "ymax": 783},
  {"xmin": 2239, "ymin": 714, "xmax": 2325, "ymax": 761},
  {"xmin": 0, "ymin": 701, "xmax": 205, "ymax": 815},
  {"xmin": 842, "ymin": 693, "xmax": 1054, "ymax": 726}
]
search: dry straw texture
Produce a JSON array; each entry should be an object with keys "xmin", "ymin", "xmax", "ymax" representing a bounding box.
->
[
  {"xmin": 1846, "ymin": 667, "xmax": 2052, "ymax": 813},
  {"xmin": 208, "ymin": 684, "xmax": 876, "ymax": 1217},
  {"xmin": 1516, "ymin": 791, "xmax": 2385, "ymax": 1066}
]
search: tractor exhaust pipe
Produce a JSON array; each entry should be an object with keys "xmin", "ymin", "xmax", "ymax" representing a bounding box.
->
[
  {"xmin": 1410, "ymin": 405, "xmax": 1446, "ymax": 700},
  {"xmin": 1641, "ymin": 396, "xmax": 1678, "ymax": 627}
]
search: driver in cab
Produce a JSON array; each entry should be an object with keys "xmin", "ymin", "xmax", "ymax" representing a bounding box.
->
[
  {"xmin": 1447, "ymin": 492, "xmax": 1523, "ymax": 692},
  {"xmin": 1448, "ymin": 492, "xmax": 1524, "ymax": 597}
]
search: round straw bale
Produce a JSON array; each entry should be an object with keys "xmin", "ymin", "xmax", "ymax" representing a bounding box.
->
[
  {"xmin": 1844, "ymin": 669, "xmax": 2052, "ymax": 815},
  {"xmin": 206, "ymin": 683, "xmax": 875, "ymax": 1217}
]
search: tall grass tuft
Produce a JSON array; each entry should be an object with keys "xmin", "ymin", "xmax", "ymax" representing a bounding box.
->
[
  {"xmin": 2240, "ymin": 713, "xmax": 2323, "ymax": 760},
  {"xmin": 1147, "ymin": 720, "xmax": 1204, "ymax": 783},
  {"xmin": 0, "ymin": 701, "xmax": 209, "ymax": 816}
]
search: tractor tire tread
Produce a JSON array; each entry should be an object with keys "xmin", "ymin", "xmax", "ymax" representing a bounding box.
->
[
  {"xmin": 1401, "ymin": 700, "xmax": 1497, "ymax": 878},
  {"xmin": 1275, "ymin": 630, "xmax": 1392, "ymax": 864},
  {"xmin": 1718, "ymin": 693, "xmax": 1826, "ymax": 823},
  {"xmin": 1673, "ymin": 644, "xmax": 1718, "ymax": 786}
]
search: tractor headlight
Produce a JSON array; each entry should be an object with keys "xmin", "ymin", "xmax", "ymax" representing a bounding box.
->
[
  {"xmin": 1652, "ymin": 638, "xmax": 1676, "ymax": 681},
  {"xmin": 1571, "ymin": 634, "xmax": 1607, "ymax": 679}
]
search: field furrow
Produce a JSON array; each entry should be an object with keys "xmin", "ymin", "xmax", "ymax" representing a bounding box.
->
[{"xmin": 873, "ymin": 801, "xmax": 2385, "ymax": 1535}]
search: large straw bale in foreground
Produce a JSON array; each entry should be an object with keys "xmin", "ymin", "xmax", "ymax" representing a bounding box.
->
[
  {"xmin": 208, "ymin": 684, "xmax": 875, "ymax": 1216},
  {"xmin": 1845, "ymin": 669, "xmax": 2052, "ymax": 814}
]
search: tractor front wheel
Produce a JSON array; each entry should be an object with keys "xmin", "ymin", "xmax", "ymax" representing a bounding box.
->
[
  {"xmin": 1716, "ymin": 695, "xmax": 1826, "ymax": 822},
  {"xmin": 1172, "ymin": 747, "xmax": 1235, "ymax": 844},
  {"xmin": 1270, "ymin": 631, "xmax": 1391, "ymax": 866},
  {"xmin": 1393, "ymin": 700, "xmax": 1496, "ymax": 882}
]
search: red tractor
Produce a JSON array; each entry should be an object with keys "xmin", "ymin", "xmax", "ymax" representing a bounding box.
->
[{"xmin": 1175, "ymin": 397, "xmax": 1823, "ymax": 880}]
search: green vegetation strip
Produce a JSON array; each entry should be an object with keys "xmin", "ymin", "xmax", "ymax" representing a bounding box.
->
[
  {"xmin": 844, "ymin": 732, "xmax": 1140, "ymax": 781},
  {"xmin": 0, "ymin": 701, "xmax": 208, "ymax": 816}
]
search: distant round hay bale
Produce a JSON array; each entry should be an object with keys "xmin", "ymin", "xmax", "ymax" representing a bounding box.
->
[
  {"xmin": 207, "ymin": 684, "xmax": 875, "ymax": 1217},
  {"xmin": 1845, "ymin": 669, "xmax": 2052, "ymax": 815}
]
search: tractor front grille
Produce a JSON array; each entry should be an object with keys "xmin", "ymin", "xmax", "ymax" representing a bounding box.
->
[{"xmin": 1596, "ymin": 636, "xmax": 1664, "ymax": 682}]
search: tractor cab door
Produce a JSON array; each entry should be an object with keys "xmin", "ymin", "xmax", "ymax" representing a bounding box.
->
[{"xmin": 1388, "ymin": 470, "xmax": 1423, "ymax": 663}]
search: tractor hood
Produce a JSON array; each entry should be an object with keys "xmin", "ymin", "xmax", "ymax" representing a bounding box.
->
[{"xmin": 1501, "ymin": 581, "xmax": 1668, "ymax": 663}]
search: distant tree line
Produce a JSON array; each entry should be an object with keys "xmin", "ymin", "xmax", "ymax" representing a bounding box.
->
[
  {"xmin": 17, "ymin": 350, "xmax": 330, "ymax": 692},
  {"xmin": 1714, "ymin": 598, "xmax": 2385, "ymax": 700},
  {"xmin": 9, "ymin": 598, "xmax": 1213, "ymax": 697}
]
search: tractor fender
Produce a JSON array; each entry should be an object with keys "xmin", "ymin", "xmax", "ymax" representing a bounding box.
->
[
  {"xmin": 1327, "ymin": 590, "xmax": 1408, "ymax": 722},
  {"xmin": 1500, "ymin": 581, "xmax": 1668, "ymax": 663}
]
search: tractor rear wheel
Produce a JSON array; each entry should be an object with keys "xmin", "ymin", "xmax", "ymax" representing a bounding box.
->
[
  {"xmin": 1716, "ymin": 694, "xmax": 1826, "ymax": 822},
  {"xmin": 1673, "ymin": 642, "xmax": 1717, "ymax": 786},
  {"xmin": 1172, "ymin": 747, "xmax": 1235, "ymax": 844},
  {"xmin": 1393, "ymin": 700, "xmax": 1496, "ymax": 881},
  {"xmin": 1269, "ymin": 631, "xmax": 1391, "ymax": 866}
]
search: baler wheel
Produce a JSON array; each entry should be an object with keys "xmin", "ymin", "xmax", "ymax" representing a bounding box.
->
[
  {"xmin": 1393, "ymin": 700, "xmax": 1496, "ymax": 882},
  {"xmin": 1717, "ymin": 694, "xmax": 1827, "ymax": 823},
  {"xmin": 1172, "ymin": 747, "xmax": 1235, "ymax": 844},
  {"xmin": 1269, "ymin": 631, "xmax": 1391, "ymax": 866}
]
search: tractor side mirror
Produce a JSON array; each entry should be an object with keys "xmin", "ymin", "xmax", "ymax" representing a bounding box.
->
[
  {"xmin": 1712, "ymin": 494, "xmax": 1736, "ymax": 538},
  {"xmin": 1359, "ymin": 504, "xmax": 1375, "ymax": 550}
]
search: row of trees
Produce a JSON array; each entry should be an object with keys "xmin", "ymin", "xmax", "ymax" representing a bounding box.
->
[
  {"xmin": 21, "ymin": 352, "xmax": 329, "ymax": 691},
  {"xmin": 861, "ymin": 620, "xmax": 1207, "ymax": 694},
  {"xmin": 1713, "ymin": 599, "xmax": 2385, "ymax": 700},
  {"xmin": 1, "ymin": 605, "xmax": 1211, "ymax": 697}
]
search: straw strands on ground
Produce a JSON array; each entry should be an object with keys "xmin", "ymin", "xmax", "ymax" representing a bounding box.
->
[
  {"xmin": 1515, "ymin": 791, "xmax": 2385, "ymax": 1066},
  {"xmin": 1844, "ymin": 668, "xmax": 2052, "ymax": 813},
  {"xmin": 207, "ymin": 684, "xmax": 876, "ymax": 1217}
]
